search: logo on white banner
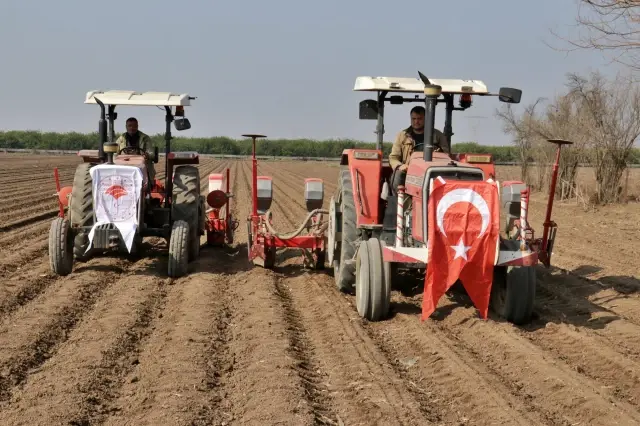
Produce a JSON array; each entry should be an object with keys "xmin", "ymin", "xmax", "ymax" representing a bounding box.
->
[{"xmin": 96, "ymin": 175, "xmax": 137, "ymax": 222}]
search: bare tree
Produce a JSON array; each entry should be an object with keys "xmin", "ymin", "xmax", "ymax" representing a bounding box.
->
[
  {"xmin": 496, "ymin": 98, "xmax": 546, "ymax": 183},
  {"xmin": 496, "ymin": 94, "xmax": 587, "ymax": 199},
  {"xmin": 553, "ymin": 0, "xmax": 640, "ymax": 73},
  {"xmin": 497, "ymin": 71, "xmax": 640, "ymax": 204},
  {"xmin": 566, "ymin": 70, "xmax": 640, "ymax": 203}
]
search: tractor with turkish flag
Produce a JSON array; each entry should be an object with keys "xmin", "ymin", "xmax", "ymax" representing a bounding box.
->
[
  {"xmin": 328, "ymin": 73, "xmax": 571, "ymax": 325},
  {"xmin": 48, "ymin": 90, "xmax": 236, "ymax": 279}
]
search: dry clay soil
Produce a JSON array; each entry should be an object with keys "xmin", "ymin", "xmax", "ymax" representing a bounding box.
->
[{"xmin": 0, "ymin": 153, "xmax": 639, "ymax": 426}]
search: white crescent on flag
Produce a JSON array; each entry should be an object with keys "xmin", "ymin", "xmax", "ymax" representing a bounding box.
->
[{"xmin": 436, "ymin": 188, "xmax": 490, "ymax": 238}]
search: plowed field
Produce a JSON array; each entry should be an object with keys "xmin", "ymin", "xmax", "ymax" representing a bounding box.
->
[{"xmin": 0, "ymin": 153, "xmax": 638, "ymax": 426}]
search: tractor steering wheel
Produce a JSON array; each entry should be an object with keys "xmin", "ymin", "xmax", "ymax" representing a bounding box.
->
[{"xmin": 118, "ymin": 146, "xmax": 147, "ymax": 157}]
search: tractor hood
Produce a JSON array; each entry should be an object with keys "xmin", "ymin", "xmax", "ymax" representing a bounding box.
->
[
  {"xmin": 404, "ymin": 151, "xmax": 486, "ymax": 198},
  {"xmin": 406, "ymin": 151, "xmax": 484, "ymax": 176}
]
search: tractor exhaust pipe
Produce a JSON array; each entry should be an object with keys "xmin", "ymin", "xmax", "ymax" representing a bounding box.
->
[
  {"xmin": 423, "ymin": 84, "xmax": 442, "ymax": 162},
  {"xmin": 94, "ymin": 97, "xmax": 107, "ymax": 162}
]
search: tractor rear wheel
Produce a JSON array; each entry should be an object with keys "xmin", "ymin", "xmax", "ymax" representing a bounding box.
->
[
  {"xmin": 172, "ymin": 165, "xmax": 201, "ymax": 262},
  {"xmin": 355, "ymin": 238, "xmax": 391, "ymax": 321},
  {"xmin": 333, "ymin": 168, "xmax": 359, "ymax": 292},
  {"xmin": 490, "ymin": 265, "xmax": 536, "ymax": 325},
  {"xmin": 48, "ymin": 217, "xmax": 74, "ymax": 276},
  {"xmin": 168, "ymin": 220, "xmax": 189, "ymax": 278},
  {"xmin": 69, "ymin": 163, "xmax": 94, "ymax": 261}
]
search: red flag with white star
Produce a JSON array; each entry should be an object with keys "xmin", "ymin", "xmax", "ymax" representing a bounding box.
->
[{"xmin": 421, "ymin": 177, "xmax": 500, "ymax": 320}]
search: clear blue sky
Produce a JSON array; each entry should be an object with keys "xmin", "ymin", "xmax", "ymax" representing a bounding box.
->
[{"xmin": 0, "ymin": 0, "xmax": 624, "ymax": 146}]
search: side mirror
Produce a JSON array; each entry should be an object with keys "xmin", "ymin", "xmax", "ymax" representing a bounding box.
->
[
  {"xmin": 498, "ymin": 87, "xmax": 522, "ymax": 104},
  {"xmin": 174, "ymin": 118, "xmax": 191, "ymax": 131},
  {"xmin": 153, "ymin": 146, "xmax": 159, "ymax": 163},
  {"xmin": 359, "ymin": 99, "xmax": 379, "ymax": 120}
]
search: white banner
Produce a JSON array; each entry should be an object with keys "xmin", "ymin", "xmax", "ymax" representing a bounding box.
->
[{"xmin": 86, "ymin": 164, "xmax": 143, "ymax": 253}]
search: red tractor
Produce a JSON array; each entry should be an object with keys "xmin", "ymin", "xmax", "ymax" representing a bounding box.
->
[
  {"xmin": 328, "ymin": 73, "xmax": 570, "ymax": 325},
  {"xmin": 48, "ymin": 90, "xmax": 235, "ymax": 279},
  {"xmin": 244, "ymin": 134, "xmax": 327, "ymax": 269}
]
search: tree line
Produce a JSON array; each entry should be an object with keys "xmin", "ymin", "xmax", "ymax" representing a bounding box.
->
[{"xmin": 1, "ymin": 130, "xmax": 638, "ymax": 166}]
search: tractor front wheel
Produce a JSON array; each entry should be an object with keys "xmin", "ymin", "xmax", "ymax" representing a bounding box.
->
[
  {"xmin": 168, "ymin": 220, "xmax": 189, "ymax": 278},
  {"xmin": 355, "ymin": 238, "xmax": 391, "ymax": 322},
  {"xmin": 48, "ymin": 217, "xmax": 74, "ymax": 276},
  {"xmin": 490, "ymin": 265, "xmax": 536, "ymax": 325}
]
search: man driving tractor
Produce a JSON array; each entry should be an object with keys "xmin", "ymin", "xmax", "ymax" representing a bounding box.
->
[
  {"xmin": 116, "ymin": 117, "xmax": 156, "ymax": 181},
  {"xmin": 389, "ymin": 106, "xmax": 450, "ymax": 192}
]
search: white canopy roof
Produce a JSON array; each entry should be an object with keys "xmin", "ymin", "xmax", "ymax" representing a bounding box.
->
[
  {"xmin": 353, "ymin": 76, "xmax": 489, "ymax": 95},
  {"xmin": 85, "ymin": 90, "xmax": 194, "ymax": 106}
]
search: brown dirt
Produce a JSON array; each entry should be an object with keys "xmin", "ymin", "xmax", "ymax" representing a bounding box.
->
[{"xmin": 0, "ymin": 152, "xmax": 638, "ymax": 425}]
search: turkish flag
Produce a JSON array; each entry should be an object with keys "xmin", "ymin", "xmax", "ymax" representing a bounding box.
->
[{"xmin": 421, "ymin": 176, "xmax": 500, "ymax": 320}]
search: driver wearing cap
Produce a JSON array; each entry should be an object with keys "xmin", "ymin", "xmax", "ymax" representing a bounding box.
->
[
  {"xmin": 116, "ymin": 117, "xmax": 156, "ymax": 181},
  {"xmin": 388, "ymin": 106, "xmax": 449, "ymax": 192}
]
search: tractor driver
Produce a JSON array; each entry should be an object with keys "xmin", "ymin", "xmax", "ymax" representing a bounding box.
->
[
  {"xmin": 389, "ymin": 106, "xmax": 450, "ymax": 192},
  {"xmin": 116, "ymin": 117, "xmax": 156, "ymax": 182}
]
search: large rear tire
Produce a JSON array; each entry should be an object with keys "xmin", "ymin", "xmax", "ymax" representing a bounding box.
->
[
  {"xmin": 168, "ymin": 220, "xmax": 189, "ymax": 278},
  {"xmin": 48, "ymin": 217, "xmax": 74, "ymax": 276},
  {"xmin": 490, "ymin": 265, "xmax": 536, "ymax": 325},
  {"xmin": 172, "ymin": 165, "xmax": 201, "ymax": 262},
  {"xmin": 355, "ymin": 238, "xmax": 390, "ymax": 321},
  {"xmin": 333, "ymin": 168, "xmax": 359, "ymax": 292},
  {"xmin": 69, "ymin": 163, "xmax": 94, "ymax": 261}
]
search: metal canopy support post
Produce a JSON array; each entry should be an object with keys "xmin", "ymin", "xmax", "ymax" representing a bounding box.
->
[
  {"xmin": 443, "ymin": 93, "xmax": 454, "ymax": 150},
  {"xmin": 376, "ymin": 90, "xmax": 387, "ymax": 151},
  {"xmin": 164, "ymin": 106, "xmax": 173, "ymax": 209}
]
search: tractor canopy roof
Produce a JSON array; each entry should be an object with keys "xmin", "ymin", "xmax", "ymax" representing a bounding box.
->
[
  {"xmin": 353, "ymin": 76, "xmax": 489, "ymax": 95},
  {"xmin": 85, "ymin": 90, "xmax": 195, "ymax": 107}
]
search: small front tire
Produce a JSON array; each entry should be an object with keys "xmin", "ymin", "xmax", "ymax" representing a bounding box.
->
[
  {"xmin": 49, "ymin": 217, "xmax": 74, "ymax": 276},
  {"xmin": 168, "ymin": 220, "xmax": 189, "ymax": 278},
  {"xmin": 355, "ymin": 238, "xmax": 391, "ymax": 321}
]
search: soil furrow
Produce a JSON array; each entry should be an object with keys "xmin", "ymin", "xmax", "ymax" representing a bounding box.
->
[
  {"xmin": 272, "ymin": 273, "xmax": 340, "ymax": 425},
  {"xmin": 0, "ymin": 261, "xmax": 57, "ymax": 321},
  {"xmin": 0, "ymin": 257, "xmax": 130, "ymax": 403},
  {"xmin": 0, "ymin": 258, "xmax": 167, "ymax": 425},
  {"xmin": 314, "ymin": 277, "xmax": 546, "ymax": 426},
  {"xmin": 0, "ymin": 217, "xmax": 50, "ymax": 245},
  {"xmin": 266, "ymin": 163, "xmax": 436, "ymax": 425},
  {"xmin": 416, "ymin": 291, "xmax": 640, "ymax": 425},
  {"xmin": 0, "ymin": 208, "xmax": 58, "ymax": 232},
  {"xmin": 213, "ymin": 267, "xmax": 316, "ymax": 425},
  {"xmin": 534, "ymin": 280, "xmax": 640, "ymax": 359},
  {"xmin": 282, "ymin": 271, "xmax": 433, "ymax": 425},
  {"xmin": 101, "ymin": 161, "xmax": 240, "ymax": 426},
  {"xmin": 539, "ymin": 266, "xmax": 640, "ymax": 328},
  {"xmin": 523, "ymin": 321, "xmax": 640, "ymax": 409},
  {"xmin": 197, "ymin": 161, "xmax": 321, "ymax": 425},
  {"xmin": 0, "ymin": 235, "xmax": 48, "ymax": 277}
]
